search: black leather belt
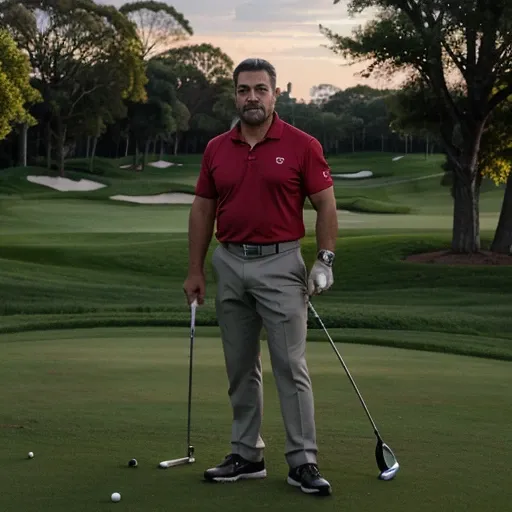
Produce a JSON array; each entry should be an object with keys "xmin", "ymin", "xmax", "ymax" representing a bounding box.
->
[{"xmin": 222, "ymin": 240, "xmax": 299, "ymax": 257}]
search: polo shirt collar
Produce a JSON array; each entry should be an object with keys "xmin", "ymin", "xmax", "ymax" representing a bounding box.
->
[{"xmin": 230, "ymin": 112, "xmax": 284, "ymax": 142}]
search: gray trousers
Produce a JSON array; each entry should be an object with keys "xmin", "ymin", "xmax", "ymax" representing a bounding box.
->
[{"xmin": 211, "ymin": 241, "xmax": 318, "ymax": 468}]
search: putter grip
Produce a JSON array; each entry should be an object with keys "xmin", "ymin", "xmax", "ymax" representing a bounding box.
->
[{"xmin": 190, "ymin": 299, "xmax": 197, "ymax": 327}]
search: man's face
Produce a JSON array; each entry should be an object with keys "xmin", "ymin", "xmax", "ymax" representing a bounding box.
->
[{"xmin": 235, "ymin": 70, "xmax": 278, "ymax": 126}]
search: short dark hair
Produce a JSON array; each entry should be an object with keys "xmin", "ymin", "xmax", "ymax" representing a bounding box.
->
[{"xmin": 233, "ymin": 58, "xmax": 277, "ymax": 90}]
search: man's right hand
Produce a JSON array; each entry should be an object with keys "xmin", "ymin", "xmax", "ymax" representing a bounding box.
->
[{"xmin": 183, "ymin": 272, "xmax": 206, "ymax": 305}]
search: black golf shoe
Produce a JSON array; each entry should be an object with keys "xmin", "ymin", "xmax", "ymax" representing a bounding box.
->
[
  {"xmin": 287, "ymin": 463, "xmax": 332, "ymax": 496},
  {"xmin": 204, "ymin": 454, "xmax": 267, "ymax": 483}
]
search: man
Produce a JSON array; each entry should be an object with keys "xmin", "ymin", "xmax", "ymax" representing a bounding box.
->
[{"xmin": 183, "ymin": 58, "xmax": 338, "ymax": 497}]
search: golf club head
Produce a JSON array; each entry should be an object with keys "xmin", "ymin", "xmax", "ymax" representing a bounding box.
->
[
  {"xmin": 378, "ymin": 462, "xmax": 399, "ymax": 481},
  {"xmin": 159, "ymin": 456, "xmax": 195, "ymax": 468},
  {"xmin": 376, "ymin": 438, "xmax": 399, "ymax": 480}
]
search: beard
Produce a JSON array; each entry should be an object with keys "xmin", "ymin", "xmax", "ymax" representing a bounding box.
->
[{"xmin": 238, "ymin": 104, "xmax": 269, "ymax": 126}]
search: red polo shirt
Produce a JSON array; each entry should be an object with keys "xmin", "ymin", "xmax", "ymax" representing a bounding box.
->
[{"xmin": 194, "ymin": 112, "xmax": 333, "ymax": 244}]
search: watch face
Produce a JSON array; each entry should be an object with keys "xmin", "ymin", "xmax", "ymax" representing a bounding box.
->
[{"xmin": 319, "ymin": 251, "xmax": 334, "ymax": 266}]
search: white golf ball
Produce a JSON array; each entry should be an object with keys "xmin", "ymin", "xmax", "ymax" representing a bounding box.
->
[
  {"xmin": 111, "ymin": 492, "xmax": 121, "ymax": 503},
  {"xmin": 28, "ymin": 452, "xmax": 34, "ymax": 459}
]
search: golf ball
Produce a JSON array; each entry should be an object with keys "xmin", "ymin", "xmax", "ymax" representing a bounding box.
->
[
  {"xmin": 28, "ymin": 452, "xmax": 34, "ymax": 459},
  {"xmin": 111, "ymin": 492, "xmax": 121, "ymax": 502},
  {"xmin": 128, "ymin": 458, "xmax": 138, "ymax": 467}
]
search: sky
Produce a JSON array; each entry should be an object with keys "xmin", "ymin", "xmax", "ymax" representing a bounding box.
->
[{"xmin": 105, "ymin": 0, "xmax": 396, "ymax": 101}]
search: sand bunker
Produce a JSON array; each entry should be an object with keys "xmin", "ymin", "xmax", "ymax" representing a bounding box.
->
[
  {"xmin": 148, "ymin": 160, "xmax": 183, "ymax": 168},
  {"xmin": 119, "ymin": 161, "xmax": 183, "ymax": 169},
  {"xmin": 110, "ymin": 193, "xmax": 194, "ymax": 204},
  {"xmin": 27, "ymin": 176, "xmax": 106, "ymax": 192},
  {"xmin": 332, "ymin": 170, "xmax": 373, "ymax": 179}
]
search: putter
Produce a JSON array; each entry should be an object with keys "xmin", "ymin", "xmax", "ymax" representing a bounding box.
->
[
  {"xmin": 159, "ymin": 299, "xmax": 197, "ymax": 469},
  {"xmin": 308, "ymin": 297, "xmax": 400, "ymax": 481}
]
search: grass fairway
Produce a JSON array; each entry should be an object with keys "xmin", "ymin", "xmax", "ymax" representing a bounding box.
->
[
  {"xmin": 1, "ymin": 328, "xmax": 511, "ymax": 512},
  {"xmin": 1, "ymin": 151, "xmax": 511, "ymax": 510}
]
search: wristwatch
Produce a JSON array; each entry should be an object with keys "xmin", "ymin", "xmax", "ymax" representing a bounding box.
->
[{"xmin": 317, "ymin": 249, "xmax": 335, "ymax": 267}]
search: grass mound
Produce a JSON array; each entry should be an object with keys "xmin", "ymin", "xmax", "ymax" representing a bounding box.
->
[
  {"xmin": 338, "ymin": 197, "xmax": 411, "ymax": 214},
  {"xmin": 1, "ymin": 231, "xmax": 511, "ymax": 359}
]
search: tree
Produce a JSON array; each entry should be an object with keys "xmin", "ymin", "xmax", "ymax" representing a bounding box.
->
[
  {"xmin": 322, "ymin": 0, "xmax": 512, "ymax": 253},
  {"xmin": 387, "ymin": 78, "xmax": 512, "ymax": 253},
  {"xmin": 1, "ymin": 0, "xmax": 147, "ymax": 174},
  {"xmin": 480, "ymin": 99, "xmax": 512, "ymax": 253},
  {"xmin": 310, "ymin": 83, "xmax": 341, "ymax": 105},
  {"xmin": 385, "ymin": 79, "xmax": 444, "ymax": 155},
  {"xmin": 0, "ymin": 29, "xmax": 40, "ymax": 141},
  {"xmin": 119, "ymin": 1, "xmax": 193, "ymax": 59},
  {"xmin": 324, "ymin": 85, "xmax": 394, "ymax": 151},
  {"xmin": 128, "ymin": 59, "xmax": 177, "ymax": 170},
  {"xmin": 155, "ymin": 44, "xmax": 235, "ymax": 150}
]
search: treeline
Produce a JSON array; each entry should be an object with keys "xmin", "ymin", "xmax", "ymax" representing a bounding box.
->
[{"xmin": 0, "ymin": 0, "xmax": 434, "ymax": 174}]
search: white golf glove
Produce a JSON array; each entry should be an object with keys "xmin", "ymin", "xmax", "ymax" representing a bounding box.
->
[{"xmin": 308, "ymin": 259, "xmax": 334, "ymax": 296}]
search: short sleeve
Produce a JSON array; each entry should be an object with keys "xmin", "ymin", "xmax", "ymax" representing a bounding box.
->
[
  {"xmin": 194, "ymin": 142, "xmax": 218, "ymax": 199},
  {"xmin": 302, "ymin": 138, "xmax": 333, "ymax": 196}
]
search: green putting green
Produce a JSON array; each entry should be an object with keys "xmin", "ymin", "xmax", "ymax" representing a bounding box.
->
[{"xmin": 0, "ymin": 328, "xmax": 510, "ymax": 512}]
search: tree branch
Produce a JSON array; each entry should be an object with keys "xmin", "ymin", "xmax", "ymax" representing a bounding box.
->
[
  {"xmin": 487, "ymin": 83, "xmax": 512, "ymax": 114},
  {"xmin": 68, "ymin": 83, "xmax": 104, "ymax": 118}
]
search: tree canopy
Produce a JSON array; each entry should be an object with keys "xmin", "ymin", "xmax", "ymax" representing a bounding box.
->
[{"xmin": 0, "ymin": 28, "xmax": 41, "ymax": 140}]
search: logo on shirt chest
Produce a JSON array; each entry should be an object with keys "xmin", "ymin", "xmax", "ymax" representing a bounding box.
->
[{"xmin": 276, "ymin": 157, "xmax": 285, "ymax": 164}]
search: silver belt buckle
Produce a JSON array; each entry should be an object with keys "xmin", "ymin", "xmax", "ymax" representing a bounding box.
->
[{"xmin": 242, "ymin": 244, "xmax": 261, "ymax": 256}]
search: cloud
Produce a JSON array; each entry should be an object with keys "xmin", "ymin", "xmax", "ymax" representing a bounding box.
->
[{"xmin": 234, "ymin": 0, "xmax": 336, "ymax": 23}]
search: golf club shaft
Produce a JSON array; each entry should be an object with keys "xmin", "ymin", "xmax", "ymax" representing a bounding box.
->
[
  {"xmin": 186, "ymin": 301, "xmax": 197, "ymax": 451},
  {"xmin": 308, "ymin": 301, "xmax": 381, "ymax": 438}
]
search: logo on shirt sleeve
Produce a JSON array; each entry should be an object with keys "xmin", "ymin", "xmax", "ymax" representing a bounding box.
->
[
  {"xmin": 276, "ymin": 157, "xmax": 285, "ymax": 164},
  {"xmin": 323, "ymin": 170, "xmax": 330, "ymax": 179}
]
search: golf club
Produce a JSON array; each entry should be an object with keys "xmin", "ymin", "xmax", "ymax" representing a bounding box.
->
[
  {"xmin": 307, "ymin": 297, "xmax": 400, "ymax": 481},
  {"xmin": 159, "ymin": 299, "xmax": 197, "ymax": 469}
]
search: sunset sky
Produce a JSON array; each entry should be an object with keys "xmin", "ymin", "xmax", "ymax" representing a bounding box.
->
[{"xmin": 107, "ymin": 0, "xmax": 397, "ymax": 101}]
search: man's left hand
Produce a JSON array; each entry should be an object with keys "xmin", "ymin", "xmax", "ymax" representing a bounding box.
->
[{"xmin": 308, "ymin": 260, "xmax": 334, "ymax": 296}]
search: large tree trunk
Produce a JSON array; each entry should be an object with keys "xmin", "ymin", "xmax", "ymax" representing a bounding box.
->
[
  {"xmin": 444, "ymin": 120, "xmax": 486, "ymax": 253},
  {"xmin": 451, "ymin": 171, "xmax": 481, "ymax": 253},
  {"xmin": 491, "ymin": 172, "xmax": 512, "ymax": 254},
  {"xmin": 18, "ymin": 123, "xmax": 28, "ymax": 167}
]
